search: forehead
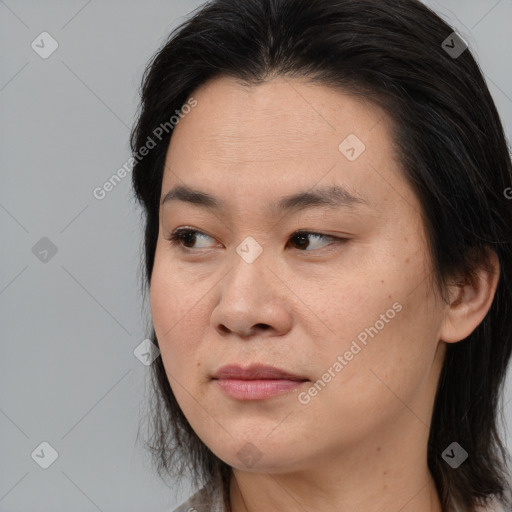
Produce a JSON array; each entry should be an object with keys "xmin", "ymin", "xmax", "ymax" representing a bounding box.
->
[
  {"xmin": 161, "ymin": 75, "xmax": 414, "ymax": 217},
  {"xmin": 169, "ymin": 76, "xmax": 387, "ymax": 161}
]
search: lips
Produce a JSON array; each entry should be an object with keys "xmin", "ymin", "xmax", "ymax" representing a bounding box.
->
[
  {"xmin": 212, "ymin": 364, "xmax": 309, "ymax": 400},
  {"xmin": 212, "ymin": 364, "xmax": 307, "ymax": 381}
]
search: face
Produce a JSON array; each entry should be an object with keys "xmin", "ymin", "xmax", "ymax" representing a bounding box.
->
[{"xmin": 149, "ymin": 75, "xmax": 447, "ymax": 473}]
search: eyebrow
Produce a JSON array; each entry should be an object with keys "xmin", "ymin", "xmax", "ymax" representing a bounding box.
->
[{"xmin": 161, "ymin": 184, "xmax": 371, "ymax": 214}]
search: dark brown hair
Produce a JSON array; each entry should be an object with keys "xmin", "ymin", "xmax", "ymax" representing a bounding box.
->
[{"xmin": 130, "ymin": 0, "xmax": 512, "ymax": 509}]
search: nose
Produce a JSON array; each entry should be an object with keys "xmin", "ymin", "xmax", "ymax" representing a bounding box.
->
[{"xmin": 210, "ymin": 252, "xmax": 294, "ymax": 339}]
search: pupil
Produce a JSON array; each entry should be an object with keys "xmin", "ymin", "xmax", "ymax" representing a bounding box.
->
[
  {"xmin": 295, "ymin": 234, "xmax": 308, "ymax": 249},
  {"xmin": 183, "ymin": 232, "xmax": 196, "ymax": 247}
]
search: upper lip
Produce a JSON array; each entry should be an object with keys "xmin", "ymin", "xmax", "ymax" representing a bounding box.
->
[{"xmin": 212, "ymin": 364, "xmax": 307, "ymax": 381}]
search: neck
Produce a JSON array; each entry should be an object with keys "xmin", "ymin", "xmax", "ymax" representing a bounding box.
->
[
  {"xmin": 229, "ymin": 467, "xmax": 442, "ymax": 512},
  {"xmin": 228, "ymin": 417, "xmax": 443, "ymax": 512}
]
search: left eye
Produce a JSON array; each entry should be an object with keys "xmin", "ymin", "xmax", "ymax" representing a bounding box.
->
[
  {"xmin": 286, "ymin": 231, "xmax": 341, "ymax": 251},
  {"xmin": 166, "ymin": 228, "xmax": 345, "ymax": 252}
]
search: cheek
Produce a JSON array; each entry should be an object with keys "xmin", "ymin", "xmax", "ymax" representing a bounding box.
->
[
  {"xmin": 309, "ymin": 245, "xmax": 442, "ymax": 395},
  {"xmin": 149, "ymin": 253, "xmax": 195, "ymax": 371},
  {"xmin": 323, "ymin": 282, "xmax": 442, "ymax": 409},
  {"xmin": 149, "ymin": 270, "xmax": 205, "ymax": 419},
  {"xmin": 149, "ymin": 248, "xmax": 220, "ymax": 385},
  {"xmin": 149, "ymin": 265, "xmax": 179, "ymax": 339}
]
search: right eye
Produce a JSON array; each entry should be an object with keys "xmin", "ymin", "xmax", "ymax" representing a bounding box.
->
[{"xmin": 166, "ymin": 228, "xmax": 217, "ymax": 250}]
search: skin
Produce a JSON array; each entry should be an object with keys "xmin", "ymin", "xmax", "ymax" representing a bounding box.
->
[{"xmin": 149, "ymin": 75, "xmax": 499, "ymax": 512}]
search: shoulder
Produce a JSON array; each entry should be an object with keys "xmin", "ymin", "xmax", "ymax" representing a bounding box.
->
[{"xmin": 171, "ymin": 473, "xmax": 227, "ymax": 512}]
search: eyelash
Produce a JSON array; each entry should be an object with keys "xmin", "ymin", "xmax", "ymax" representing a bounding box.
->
[{"xmin": 165, "ymin": 228, "xmax": 348, "ymax": 252}]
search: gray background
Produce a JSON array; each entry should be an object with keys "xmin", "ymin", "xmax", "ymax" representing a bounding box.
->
[{"xmin": 1, "ymin": 0, "xmax": 511, "ymax": 510}]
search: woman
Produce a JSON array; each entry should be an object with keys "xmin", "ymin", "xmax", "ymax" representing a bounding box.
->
[{"xmin": 130, "ymin": 0, "xmax": 512, "ymax": 510}]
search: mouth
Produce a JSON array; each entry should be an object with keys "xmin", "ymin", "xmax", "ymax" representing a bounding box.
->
[{"xmin": 212, "ymin": 364, "xmax": 309, "ymax": 401}]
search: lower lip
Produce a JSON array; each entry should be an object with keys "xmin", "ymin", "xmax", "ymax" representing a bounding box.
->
[{"xmin": 214, "ymin": 378, "xmax": 307, "ymax": 400}]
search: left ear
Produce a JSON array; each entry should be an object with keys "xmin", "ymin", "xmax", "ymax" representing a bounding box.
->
[{"xmin": 440, "ymin": 248, "xmax": 500, "ymax": 344}]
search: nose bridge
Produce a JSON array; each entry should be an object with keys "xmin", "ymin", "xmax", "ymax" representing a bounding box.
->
[
  {"xmin": 225, "ymin": 236, "xmax": 270, "ymax": 301},
  {"xmin": 211, "ymin": 237, "xmax": 292, "ymax": 336}
]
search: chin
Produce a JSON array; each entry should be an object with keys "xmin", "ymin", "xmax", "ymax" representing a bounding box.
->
[{"xmin": 210, "ymin": 440, "xmax": 309, "ymax": 474}]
